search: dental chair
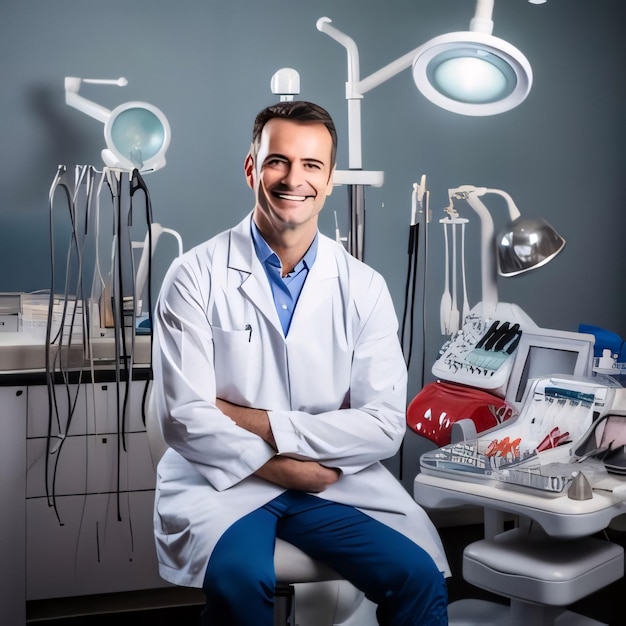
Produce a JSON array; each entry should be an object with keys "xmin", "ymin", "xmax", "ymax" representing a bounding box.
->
[{"xmin": 144, "ymin": 387, "xmax": 373, "ymax": 626}]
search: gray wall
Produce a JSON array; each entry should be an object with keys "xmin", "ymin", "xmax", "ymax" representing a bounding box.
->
[{"xmin": 1, "ymin": 0, "xmax": 625, "ymax": 403}]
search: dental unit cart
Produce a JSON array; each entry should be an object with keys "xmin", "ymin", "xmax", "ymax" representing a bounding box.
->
[{"xmin": 415, "ymin": 375, "xmax": 626, "ymax": 626}]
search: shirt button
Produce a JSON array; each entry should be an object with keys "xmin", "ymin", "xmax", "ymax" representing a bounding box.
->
[{"xmin": 282, "ymin": 304, "xmax": 288, "ymax": 310}]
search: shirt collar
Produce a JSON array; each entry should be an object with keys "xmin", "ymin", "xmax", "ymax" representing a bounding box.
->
[{"xmin": 250, "ymin": 218, "xmax": 318, "ymax": 272}]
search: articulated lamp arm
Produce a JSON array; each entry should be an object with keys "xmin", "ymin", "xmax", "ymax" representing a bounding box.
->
[
  {"xmin": 449, "ymin": 183, "xmax": 563, "ymax": 322},
  {"xmin": 65, "ymin": 77, "xmax": 127, "ymax": 124},
  {"xmin": 316, "ymin": 1, "xmax": 498, "ymax": 171},
  {"xmin": 317, "ymin": 17, "xmax": 425, "ymax": 170},
  {"xmin": 448, "ymin": 185, "xmax": 521, "ymax": 321}
]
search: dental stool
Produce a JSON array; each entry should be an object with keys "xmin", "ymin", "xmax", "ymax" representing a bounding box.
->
[
  {"xmin": 448, "ymin": 525, "xmax": 624, "ymax": 626},
  {"xmin": 273, "ymin": 538, "xmax": 345, "ymax": 626}
]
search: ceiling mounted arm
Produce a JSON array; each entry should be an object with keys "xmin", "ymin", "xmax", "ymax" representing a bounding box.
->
[
  {"xmin": 317, "ymin": 1, "xmax": 533, "ymax": 180},
  {"xmin": 65, "ymin": 76, "xmax": 126, "ymax": 123},
  {"xmin": 316, "ymin": 17, "xmax": 367, "ymax": 172}
]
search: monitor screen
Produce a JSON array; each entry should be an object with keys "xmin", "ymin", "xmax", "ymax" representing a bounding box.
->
[{"xmin": 505, "ymin": 329, "xmax": 595, "ymax": 409}]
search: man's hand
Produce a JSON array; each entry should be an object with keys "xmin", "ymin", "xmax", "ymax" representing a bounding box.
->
[
  {"xmin": 217, "ymin": 398, "xmax": 277, "ymax": 450},
  {"xmin": 255, "ymin": 456, "xmax": 341, "ymax": 493}
]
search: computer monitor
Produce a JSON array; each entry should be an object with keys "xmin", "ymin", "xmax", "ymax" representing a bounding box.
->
[{"xmin": 505, "ymin": 327, "xmax": 596, "ymax": 410}]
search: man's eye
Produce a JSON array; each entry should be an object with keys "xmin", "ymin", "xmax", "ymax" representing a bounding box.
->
[
  {"xmin": 266, "ymin": 158, "xmax": 287, "ymax": 167},
  {"xmin": 304, "ymin": 162, "xmax": 321, "ymax": 170}
]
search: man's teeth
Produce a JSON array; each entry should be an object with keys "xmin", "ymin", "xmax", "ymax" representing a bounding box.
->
[{"xmin": 276, "ymin": 193, "xmax": 307, "ymax": 201}]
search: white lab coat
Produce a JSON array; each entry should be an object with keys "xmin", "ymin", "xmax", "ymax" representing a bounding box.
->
[{"xmin": 151, "ymin": 214, "xmax": 450, "ymax": 587}]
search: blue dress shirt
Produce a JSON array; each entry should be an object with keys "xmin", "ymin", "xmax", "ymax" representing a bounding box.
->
[{"xmin": 251, "ymin": 219, "xmax": 318, "ymax": 336}]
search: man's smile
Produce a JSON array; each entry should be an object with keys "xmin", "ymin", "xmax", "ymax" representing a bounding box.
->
[{"xmin": 272, "ymin": 191, "xmax": 314, "ymax": 202}]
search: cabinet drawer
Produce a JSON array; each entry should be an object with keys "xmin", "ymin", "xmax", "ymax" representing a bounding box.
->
[
  {"xmin": 26, "ymin": 431, "xmax": 156, "ymax": 498},
  {"xmin": 26, "ymin": 491, "xmax": 167, "ymax": 600},
  {"xmin": 27, "ymin": 380, "xmax": 150, "ymax": 438}
]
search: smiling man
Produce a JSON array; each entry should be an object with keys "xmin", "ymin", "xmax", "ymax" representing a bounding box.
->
[
  {"xmin": 249, "ymin": 111, "xmax": 334, "ymax": 248},
  {"xmin": 151, "ymin": 101, "xmax": 450, "ymax": 626}
]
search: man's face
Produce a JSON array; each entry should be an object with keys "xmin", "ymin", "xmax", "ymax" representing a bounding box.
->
[{"xmin": 249, "ymin": 118, "xmax": 334, "ymax": 238}]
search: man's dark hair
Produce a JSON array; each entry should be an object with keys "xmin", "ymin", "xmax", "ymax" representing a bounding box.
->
[{"xmin": 251, "ymin": 101, "xmax": 337, "ymax": 166}]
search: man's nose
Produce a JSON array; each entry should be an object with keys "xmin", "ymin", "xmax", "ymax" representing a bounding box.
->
[{"xmin": 281, "ymin": 164, "xmax": 305, "ymax": 188}]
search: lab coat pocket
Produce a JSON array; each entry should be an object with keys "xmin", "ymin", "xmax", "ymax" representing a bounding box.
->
[{"xmin": 212, "ymin": 325, "xmax": 261, "ymax": 402}]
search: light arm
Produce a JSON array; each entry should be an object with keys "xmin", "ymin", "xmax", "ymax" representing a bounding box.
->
[
  {"xmin": 317, "ymin": 17, "xmax": 423, "ymax": 170},
  {"xmin": 64, "ymin": 77, "xmax": 127, "ymax": 123},
  {"xmin": 449, "ymin": 184, "xmax": 523, "ymax": 321},
  {"xmin": 316, "ymin": 17, "xmax": 363, "ymax": 169},
  {"xmin": 316, "ymin": 2, "xmax": 496, "ymax": 171},
  {"xmin": 484, "ymin": 188, "xmax": 522, "ymax": 221},
  {"xmin": 470, "ymin": 0, "xmax": 495, "ymax": 34}
]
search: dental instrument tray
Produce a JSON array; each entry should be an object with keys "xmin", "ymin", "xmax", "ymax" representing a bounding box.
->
[
  {"xmin": 420, "ymin": 375, "xmax": 624, "ymax": 495},
  {"xmin": 432, "ymin": 310, "xmax": 525, "ymax": 395}
]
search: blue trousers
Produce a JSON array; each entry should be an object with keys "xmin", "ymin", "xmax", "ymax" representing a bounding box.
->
[{"xmin": 202, "ymin": 490, "xmax": 448, "ymax": 625}]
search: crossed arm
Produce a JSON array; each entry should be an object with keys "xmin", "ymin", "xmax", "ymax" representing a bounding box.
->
[{"xmin": 216, "ymin": 398, "xmax": 341, "ymax": 493}]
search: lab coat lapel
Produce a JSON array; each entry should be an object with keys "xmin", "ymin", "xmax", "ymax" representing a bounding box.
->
[
  {"xmin": 227, "ymin": 217, "xmax": 282, "ymax": 333},
  {"xmin": 290, "ymin": 236, "xmax": 339, "ymax": 328}
]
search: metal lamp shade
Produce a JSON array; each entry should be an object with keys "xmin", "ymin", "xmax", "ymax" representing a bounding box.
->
[{"xmin": 497, "ymin": 216, "xmax": 565, "ymax": 277}]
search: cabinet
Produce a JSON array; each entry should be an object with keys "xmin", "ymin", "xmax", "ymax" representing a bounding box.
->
[
  {"xmin": 1, "ymin": 372, "xmax": 169, "ymax": 624},
  {"xmin": 25, "ymin": 377, "xmax": 167, "ymax": 600},
  {"xmin": 0, "ymin": 386, "xmax": 27, "ymax": 625}
]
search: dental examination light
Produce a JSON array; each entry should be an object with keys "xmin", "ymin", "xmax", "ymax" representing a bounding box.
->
[
  {"xmin": 65, "ymin": 76, "xmax": 171, "ymax": 173},
  {"xmin": 317, "ymin": 0, "xmax": 534, "ymax": 183},
  {"xmin": 448, "ymin": 185, "xmax": 565, "ymax": 323}
]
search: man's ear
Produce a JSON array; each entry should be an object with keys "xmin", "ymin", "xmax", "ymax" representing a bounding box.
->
[{"xmin": 244, "ymin": 152, "xmax": 255, "ymax": 189}]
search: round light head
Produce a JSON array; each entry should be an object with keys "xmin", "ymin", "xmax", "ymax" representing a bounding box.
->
[
  {"xmin": 104, "ymin": 101, "xmax": 171, "ymax": 172},
  {"xmin": 497, "ymin": 216, "xmax": 565, "ymax": 276},
  {"xmin": 412, "ymin": 31, "xmax": 532, "ymax": 115}
]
